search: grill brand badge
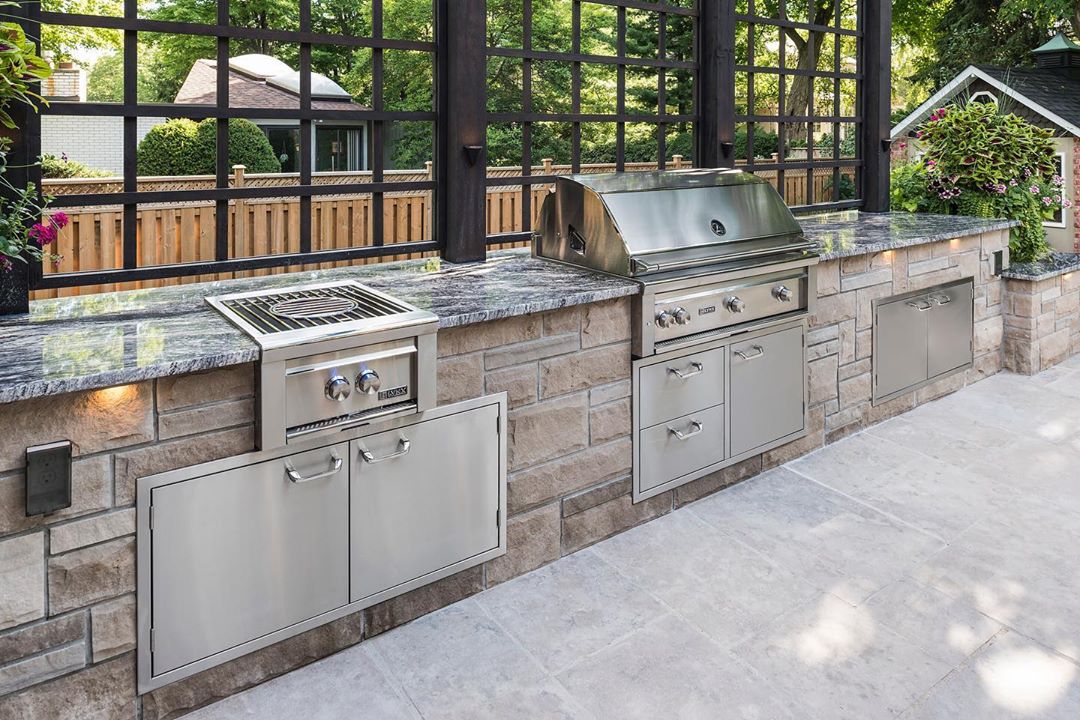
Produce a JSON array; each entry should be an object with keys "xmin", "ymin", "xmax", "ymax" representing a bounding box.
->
[
  {"xmin": 378, "ymin": 385, "xmax": 409, "ymax": 401},
  {"xmin": 710, "ymin": 219, "xmax": 727, "ymax": 237},
  {"xmin": 699, "ymin": 305, "xmax": 717, "ymax": 316}
]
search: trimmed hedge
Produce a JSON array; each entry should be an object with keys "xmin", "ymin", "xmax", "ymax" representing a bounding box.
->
[
  {"xmin": 136, "ymin": 118, "xmax": 281, "ymax": 176},
  {"xmin": 136, "ymin": 118, "xmax": 199, "ymax": 176}
]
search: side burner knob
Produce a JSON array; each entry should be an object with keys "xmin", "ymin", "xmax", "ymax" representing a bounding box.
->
[
  {"xmin": 773, "ymin": 285, "xmax": 794, "ymax": 303},
  {"xmin": 357, "ymin": 369, "xmax": 381, "ymax": 395},
  {"xmin": 656, "ymin": 310, "xmax": 675, "ymax": 328},
  {"xmin": 725, "ymin": 296, "xmax": 746, "ymax": 314},
  {"xmin": 673, "ymin": 307, "xmax": 692, "ymax": 325},
  {"xmin": 325, "ymin": 375, "xmax": 351, "ymax": 402}
]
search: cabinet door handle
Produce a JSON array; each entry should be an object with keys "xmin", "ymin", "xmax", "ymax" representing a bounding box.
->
[
  {"xmin": 285, "ymin": 453, "xmax": 343, "ymax": 484},
  {"xmin": 668, "ymin": 421, "xmax": 704, "ymax": 441},
  {"xmin": 359, "ymin": 437, "xmax": 412, "ymax": 464},
  {"xmin": 734, "ymin": 345, "xmax": 765, "ymax": 361},
  {"xmin": 930, "ymin": 294, "xmax": 951, "ymax": 306},
  {"xmin": 667, "ymin": 361, "xmax": 704, "ymax": 379},
  {"xmin": 906, "ymin": 299, "xmax": 933, "ymax": 312}
]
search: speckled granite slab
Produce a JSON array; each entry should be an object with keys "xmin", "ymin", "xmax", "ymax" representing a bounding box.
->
[
  {"xmin": 0, "ymin": 249, "xmax": 640, "ymax": 405},
  {"xmin": 803, "ymin": 211, "xmax": 1018, "ymax": 261},
  {"xmin": 1000, "ymin": 252, "xmax": 1080, "ymax": 282}
]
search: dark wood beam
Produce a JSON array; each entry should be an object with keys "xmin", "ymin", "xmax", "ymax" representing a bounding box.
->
[
  {"xmin": 438, "ymin": 0, "xmax": 488, "ymax": 262},
  {"xmin": 860, "ymin": 0, "xmax": 891, "ymax": 212},
  {"xmin": 697, "ymin": 0, "xmax": 737, "ymax": 168}
]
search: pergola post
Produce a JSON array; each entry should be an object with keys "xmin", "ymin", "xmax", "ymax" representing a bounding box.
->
[
  {"xmin": 438, "ymin": 0, "xmax": 488, "ymax": 263},
  {"xmin": 697, "ymin": 0, "xmax": 737, "ymax": 168},
  {"xmin": 861, "ymin": 0, "xmax": 892, "ymax": 212}
]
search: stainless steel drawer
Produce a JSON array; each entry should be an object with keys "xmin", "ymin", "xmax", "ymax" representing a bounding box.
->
[
  {"xmin": 638, "ymin": 346, "xmax": 725, "ymax": 428},
  {"xmin": 350, "ymin": 402, "xmax": 501, "ymax": 603},
  {"xmin": 149, "ymin": 443, "xmax": 349, "ymax": 677},
  {"xmin": 729, "ymin": 326, "xmax": 805, "ymax": 457},
  {"xmin": 639, "ymin": 404, "xmax": 725, "ymax": 493}
]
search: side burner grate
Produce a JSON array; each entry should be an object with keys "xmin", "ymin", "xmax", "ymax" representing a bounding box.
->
[{"xmin": 217, "ymin": 281, "xmax": 416, "ymax": 335}]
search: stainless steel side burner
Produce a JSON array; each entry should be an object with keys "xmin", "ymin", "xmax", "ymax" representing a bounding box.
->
[{"xmin": 207, "ymin": 280, "xmax": 438, "ymax": 449}]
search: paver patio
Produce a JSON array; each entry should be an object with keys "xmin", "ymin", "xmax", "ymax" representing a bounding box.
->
[{"xmin": 187, "ymin": 359, "xmax": 1080, "ymax": 720}]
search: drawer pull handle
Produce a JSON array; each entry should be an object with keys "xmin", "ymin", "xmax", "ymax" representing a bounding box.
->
[
  {"xmin": 906, "ymin": 299, "xmax": 933, "ymax": 312},
  {"xmin": 285, "ymin": 453, "xmax": 343, "ymax": 484},
  {"xmin": 668, "ymin": 361, "xmax": 704, "ymax": 379},
  {"xmin": 668, "ymin": 421, "xmax": 704, "ymax": 441},
  {"xmin": 930, "ymin": 294, "xmax": 951, "ymax": 306},
  {"xmin": 359, "ymin": 437, "xmax": 412, "ymax": 464},
  {"xmin": 734, "ymin": 345, "xmax": 765, "ymax": 361}
]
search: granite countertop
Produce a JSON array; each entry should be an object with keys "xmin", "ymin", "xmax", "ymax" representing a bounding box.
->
[
  {"xmin": 0, "ymin": 249, "xmax": 640, "ymax": 405},
  {"xmin": 803, "ymin": 211, "xmax": 1019, "ymax": 261},
  {"xmin": 1000, "ymin": 252, "xmax": 1080, "ymax": 282},
  {"xmin": 0, "ymin": 210, "xmax": 1027, "ymax": 404}
]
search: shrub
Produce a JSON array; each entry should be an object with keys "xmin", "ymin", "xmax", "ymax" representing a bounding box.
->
[
  {"xmin": 41, "ymin": 154, "xmax": 112, "ymax": 179},
  {"xmin": 136, "ymin": 118, "xmax": 199, "ymax": 176},
  {"xmin": 734, "ymin": 128, "xmax": 778, "ymax": 160},
  {"xmin": 894, "ymin": 102, "xmax": 1066, "ymax": 263},
  {"xmin": 190, "ymin": 118, "xmax": 282, "ymax": 175}
]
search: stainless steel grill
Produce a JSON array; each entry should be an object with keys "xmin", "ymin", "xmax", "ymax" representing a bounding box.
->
[
  {"xmin": 207, "ymin": 279, "xmax": 438, "ymax": 450},
  {"xmin": 534, "ymin": 168, "xmax": 819, "ymax": 356}
]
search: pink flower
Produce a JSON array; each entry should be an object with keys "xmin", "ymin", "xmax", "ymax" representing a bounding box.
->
[
  {"xmin": 1053, "ymin": 175, "xmax": 1064, "ymax": 187},
  {"xmin": 50, "ymin": 212, "xmax": 69, "ymax": 229},
  {"xmin": 1064, "ymin": 199, "xmax": 1074, "ymax": 209},
  {"xmin": 1031, "ymin": 185, "xmax": 1041, "ymax": 194},
  {"xmin": 926, "ymin": 158, "xmax": 937, "ymax": 167},
  {"xmin": 1043, "ymin": 196, "xmax": 1055, "ymax": 206},
  {"xmin": 1009, "ymin": 179, "xmax": 1018, "ymax": 187},
  {"xmin": 0, "ymin": 257, "xmax": 11, "ymax": 273}
]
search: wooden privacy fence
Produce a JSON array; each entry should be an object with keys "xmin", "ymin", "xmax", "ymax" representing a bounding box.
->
[{"xmin": 37, "ymin": 161, "xmax": 854, "ymax": 298}]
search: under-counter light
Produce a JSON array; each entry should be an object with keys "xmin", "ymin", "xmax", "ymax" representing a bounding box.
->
[{"xmin": 91, "ymin": 384, "xmax": 137, "ymax": 407}]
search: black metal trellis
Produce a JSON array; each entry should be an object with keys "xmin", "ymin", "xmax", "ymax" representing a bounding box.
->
[{"xmin": 11, "ymin": 0, "xmax": 887, "ymax": 293}]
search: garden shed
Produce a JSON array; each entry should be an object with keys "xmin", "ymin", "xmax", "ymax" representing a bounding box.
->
[{"xmin": 891, "ymin": 32, "xmax": 1080, "ymax": 254}]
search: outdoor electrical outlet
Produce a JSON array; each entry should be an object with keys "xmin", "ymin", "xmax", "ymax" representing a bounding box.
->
[{"xmin": 25, "ymin": 440, "xmax": 73, "ymax": 517}]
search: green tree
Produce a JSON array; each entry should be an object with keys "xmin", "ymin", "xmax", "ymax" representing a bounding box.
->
[{"xmin": 39, "ymin": 0, "xmax": 124, "ymax": 62}]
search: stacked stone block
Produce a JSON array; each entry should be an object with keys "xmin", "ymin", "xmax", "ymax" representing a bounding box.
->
[{"xmin": 1003, "ymin": 271, "xmax": 1080, "ymax": 374}]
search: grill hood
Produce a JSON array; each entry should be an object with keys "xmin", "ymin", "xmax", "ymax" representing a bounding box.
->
[{"xmin": 534, "ymin": 168, "xmax": 811, "ymax": 278}]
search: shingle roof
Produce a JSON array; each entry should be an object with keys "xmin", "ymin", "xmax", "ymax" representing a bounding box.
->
[
  {"xmin": 174, "ymin": 59, "xmax": 369, "ymax": 113},
  {"xmin": 977, "ymin": 65, "xmax": 1080, "ymax": 134}
]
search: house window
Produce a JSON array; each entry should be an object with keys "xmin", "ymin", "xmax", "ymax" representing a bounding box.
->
[
  {"xmin": 1046, "ymin": 153, "xmax": 1068, "ymax": 228},
  {"xmin": 969, "ymin": 91, "xmax": 998, "ymax": 107}
]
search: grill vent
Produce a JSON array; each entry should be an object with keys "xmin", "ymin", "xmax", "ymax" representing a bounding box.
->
[{"xmin": 219, "ymin": 281, "xmax": 414, "ymax": 335}]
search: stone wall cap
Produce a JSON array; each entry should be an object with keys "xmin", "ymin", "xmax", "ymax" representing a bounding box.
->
[{"xmin": 1001, "ymin": 251, "xmax": 1080, "ymax": 282}]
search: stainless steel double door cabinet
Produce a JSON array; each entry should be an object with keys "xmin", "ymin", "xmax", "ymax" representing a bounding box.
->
[
  {"xmin": 632, "ymin": 320, "xmax": 807, "ymax": 502},
  {"xmin": 873, "ymin": 279, "xmax": 974, "ymax": 402},
  {"xmin": 138, "ymin": 394, "xmax": 507, "ymax": 693}
]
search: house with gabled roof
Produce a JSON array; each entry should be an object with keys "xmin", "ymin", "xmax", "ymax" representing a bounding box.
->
[
  {"xmin": 175, "ymin": 54, "xmax": 372, "ymax": 173},
  {"xmin": 892, "ymin": 33, "xmax": 1080, "ymax": 253}
]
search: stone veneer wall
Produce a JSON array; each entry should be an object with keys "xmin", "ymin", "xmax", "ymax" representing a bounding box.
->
[
  {"xmin": 0, "ymin": 232, "xmax": 1011, "ymax": 717},
  {"xmin": 1003, "ymin": 271, "xmax": 1080, "ymax": 374},
  {"xmin": 806, "ymin": 230, "xmax": 1008, "ymax": 443}
]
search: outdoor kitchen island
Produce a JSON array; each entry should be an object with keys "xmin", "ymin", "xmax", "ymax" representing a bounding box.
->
[{"xmin": 0, "ymin": 211, "xmax": 1016, "ymax": 719}]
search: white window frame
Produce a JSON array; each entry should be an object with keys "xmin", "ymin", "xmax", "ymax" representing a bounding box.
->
[
  {"xmin": 969, "ymin": 90, "xmax": 998, "ymax": 107},
  {"xmin": 1045, "ymin": 152, "xmax": 1068, "ymax": 229}
]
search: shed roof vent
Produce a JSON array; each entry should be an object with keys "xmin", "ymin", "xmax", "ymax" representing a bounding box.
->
[{"xmin": 1033, "ymin": 32, "xmax": 1080, "ymax": 76}]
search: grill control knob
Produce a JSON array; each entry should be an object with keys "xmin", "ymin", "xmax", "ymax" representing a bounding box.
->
[
  {"xmin": 773, "ymin": 285, "xmax": 794, "ymax": 303},
  {"xmin": 656, "ymin": 310, "xmax": 675, "ymax": 328},
  {"xmin": 357, "ymin": 369, "xmax": 381, "ymax": 395},
  {"xmin": 673, "ymin": 307, "xmax": 692, "ymax": 325},
  {"xmin": 725, "ymin": 296, "xmax": 746, "ymax": 314},
  {"xmin": 325, "ymin": 375, "xmax": 351, "ymax": 402}
]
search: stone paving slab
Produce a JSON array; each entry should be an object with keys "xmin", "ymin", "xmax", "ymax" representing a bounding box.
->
[{"xmin": 187, "ymin": 368, "xmax": 1080, "ymax": 720}]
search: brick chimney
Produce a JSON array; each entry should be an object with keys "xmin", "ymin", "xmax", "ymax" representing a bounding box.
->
[{"xmin": 41, "ymin": 53, "xmax": 87, "ymax": 102}]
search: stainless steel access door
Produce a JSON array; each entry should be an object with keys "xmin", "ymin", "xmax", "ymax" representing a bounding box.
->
[
  {"xmin": 927, "ymin": 281, "xmax": 974, "ymax": 378},
  {"xmin": 149, "ymin": 443, "xmax": 349, "ymax": 677},
  {"xmin": 874, "ymin": 295, "xmax": 930, "ymax": 400},
  {"xmin": 728, "ymin": 325, "xmax": 806, "ymax": 457},
  {"xmin": 350, "ymin": 402, "xmax": 501, "ymax": 603}
]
